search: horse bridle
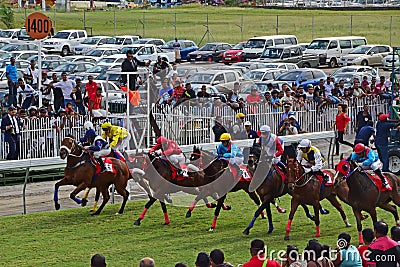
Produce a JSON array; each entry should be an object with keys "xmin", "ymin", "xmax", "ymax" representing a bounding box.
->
[
  {"xmin": 60, "ymin": 137, "xmax": 83, "ymax": 158},
  {"xmin": 287, "ymin": 160, "xmax": 313, "ymax": 188}
]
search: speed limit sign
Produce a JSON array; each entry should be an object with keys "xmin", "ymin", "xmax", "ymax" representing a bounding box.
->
[{"xmin": 25, "ymin": 12, "xmax": 53, "ymax": 40}]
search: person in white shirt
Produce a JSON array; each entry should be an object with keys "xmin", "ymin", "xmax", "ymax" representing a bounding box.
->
[
  {"xmin": 324, "ymin": 76, "xmax": 340, "ymax": 104},
  {"xmin": 17, "ymin": 78, "xmax": 38, "ymax": 109},
  {"xmin": 40, "ymin": 71, "xmax": 52, "ymax": 107},
  {"xmin": 23, "ymin": 60, "xmax": 39, "ymax": 89},
  {"xmin": 53, "ymin": 72, "xmax": 76, "ymax": 109}
]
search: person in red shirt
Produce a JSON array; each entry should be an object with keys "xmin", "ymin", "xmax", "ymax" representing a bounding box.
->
[
  {"xmin": 84, "ymin": 75, "xmax": 98, "ymax": 107},
  {"xmin": 242, "ymin": 239, "xmax": 281, "ymax": 267},
  {"xmin": 331, "ymin": 104, "xmax": 353, "ymax": 156},
  {"xmin": 89, "ymin": 87, "xmax": 107, "ymax": 118},
  {"xmin": 247, "ymin": 87, "xmax": 261, "ymax": 114},
  {"xmin": 358, "ymin": 228, "xmax": 374, "ymax": 267}
]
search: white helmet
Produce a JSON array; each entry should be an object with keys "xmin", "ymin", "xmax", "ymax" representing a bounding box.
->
[
  {"xmin": 244, "ymin": 121, "xmax": 252, "ymax": 126},
  {"xmin": 84, "ymin": 121, "xmax": 94, "ymax": 131},
  {"xmin": 298, "ymin": 139, "xmax": 311, "ymax": 148},
  {"xmin": 260, "ymin": 125, "xmax": 271, "ymax": 133}
]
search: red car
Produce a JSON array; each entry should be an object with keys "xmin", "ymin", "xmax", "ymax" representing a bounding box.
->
[{"xmin": 222, "ymin": 42, "xmax": 246, "ymax": 64}]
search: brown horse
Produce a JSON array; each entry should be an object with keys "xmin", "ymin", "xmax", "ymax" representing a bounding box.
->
[
  {"xmin": 284, "ymin": 158, "xmax": 350, "ymax": 240},
  {"xmin": 55, "ymin": 137, "xmax": 130, "ymax": 215},
  {"xmin": 336, "ymin": 159, "xmax": 400, "ymax": 244}
]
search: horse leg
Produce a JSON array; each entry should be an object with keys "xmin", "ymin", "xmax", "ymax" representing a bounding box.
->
[
  {"xmin": 284, "ymin": 198, "xmax": 300, "ymax": 241},
  {"xmin": 134, "ymin": 195, "xmax": 157, "ymax": 226},
  {"xmin": 81, "ymin": 188, "xmax": 90, "ymax": 207},
  {"xmin": 265, "ymin": 201, "xmax": 274, "ymax": 233},
  {"xmin": 54, "ymin": 178, "xmax": 71, "ymax": 210},
  {"xmin": 69, "ymin": 182, "xmax": 88, "ymax": 205},
  {"xmin": 90, "ymin": 189, "xmax": 100, "ymax": 212},
  {"xmin": 160, "ymin": 201, "xmax": 170, "ymax": 225},
  {"xmin": 91, "ymin": 186, "xmax": 110, "ymax": 216},
  {"xmin": 186, "ymin": 195, "xmax": 202, "ymax": 218},
  {"xmin": 115, "ymin": 187, "xmax": 129, "ymax": 215},
  {"xmin": 319, "ymin": 203, "xmax": 330, "ymax": 215},
  {"xmin": 203, "ymin": 198, "xmax": 216, "ymax": 208},
  {"xmin": 379, "ymin": 202, "xmax": 400, "ymax": 225},
  {"xmin": 243, "ymin": 198, "xmax": 271, "ymax": 235},
  {"xmin": 209, "ymin": 195, "xmax": 226, "ymax": 231},
  {"xmin": 326, "ymin": 195, "xmax": 351, "ymax": 227},
  {"xmin": 301, "ymin": 204, "xmax": 315, "ymax": 221},
  {"xmin": 352, "ymin": 207, "xmax": 365, "ymax": 245},
  {"xmin": 247, "ymin": 191, "xmax": 266, "ymax": 219},
  {"xmin": 313, "ymin": 202, "xmax": 321, "ymax": 237},
  {"xmin": 271, "ymin": 199, "xmax": 286, "ymax": 213}
]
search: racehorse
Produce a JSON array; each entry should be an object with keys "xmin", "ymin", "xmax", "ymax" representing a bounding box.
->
[
  {"xmin": 283, "ymin": 158, "xmax": 350, "ymax": 240},
  {"xmin": 336, "ymin": 159, "xmax": 400, "ymax": 244},
  {"xmin": 55, "ymin": 136, "xmax": 131, "ymax": 215}
]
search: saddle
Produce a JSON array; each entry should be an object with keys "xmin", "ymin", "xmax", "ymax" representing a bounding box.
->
[
  {"xmin": 229, "ymin": 164, "xmax": 252, "ymax": 182},
  {"xmin": 273, "ymin": 164, "xmax": 287, "ymax": 183},
  {"xmin": 361, "ymin": 170, "xmax": 392, "ymax": 192},
  {"xmin": 314, "ymin": 171, "xmax": 334, "ymax": 187},
  {"xmin": 89, "ymin": 155, "xmax": 116, "ymax": 177},
  {"xmin": 108, "ymin": 149, "xmax": 126, "ymax": 163},
  {"xmin": 159, "ymin": 158, "xmax": 192, "ymax": 183}
]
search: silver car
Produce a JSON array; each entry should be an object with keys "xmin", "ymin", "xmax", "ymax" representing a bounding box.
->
[
  {"xmin": 339, "ymin": 45, "xmax": 392, "ymax": 66},
  {"xmin": 382, "ymin": 52, "xmax": 400, "ymax": 71}
]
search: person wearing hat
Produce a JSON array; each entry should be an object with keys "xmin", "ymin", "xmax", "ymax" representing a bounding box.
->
[
  {"xmin": 215, "ymin": 133, "xmax": 244, "ymax": 177},
  {"xmin": 101, "ymin": 121, "xmax": 131, "ymax": 153},
  {"xmin": 232, "ymin": 112, "xmax": 247, "ymax": 140},
  {"xmin": 244, "ymin": 121, "xmax": 258, "ymax": 139},
  {"xmin": 28, "ymin": 106, "xmax": 38, "ymax": 119},
  {"xmin": 278, "ymin": 115, "xmax": 299, "ymax": 163},
  {"xmin": 270, "ymin": 89, "xmax": 281, "ymax": 112},
  {"xmin": 297, "ymin": 139, "xmax": 327, "ymax": 181},
  {"xmin": 38, "ymin": 108, "xmax": 48, "ymax": 118},
  {"xmin": 80, "ymin": 128, "xmax": 111, "ymax": 173},
  {"xmin": 281, "ymin": 102, "xmax": 293, "ymax": 121},
  {"xmin": 375, "ymin": 113, "xmax": 400, "ymax": 172},
  {"xmin": 1, "ymin": 105, "xmax": 23, "ymax": 160},
  {"xmin": 256, "ymin": 125, "xmax": 284, "ymax": 167}
]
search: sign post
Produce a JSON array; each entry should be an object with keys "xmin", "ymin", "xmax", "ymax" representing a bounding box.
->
[{"xmin": 25, "ymin": 12, "xmax": 53, "ymax": 108}]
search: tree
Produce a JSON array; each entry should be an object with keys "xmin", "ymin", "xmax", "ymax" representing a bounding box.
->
[{"xmin": 0, "ymin": 4, "xmax": 14, "ymax": 29}]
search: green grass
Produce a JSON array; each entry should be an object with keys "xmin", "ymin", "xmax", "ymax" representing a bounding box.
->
[
  {"xmin": 9, "ymin": 6, "xmax": 400, "ymax": 46},
  {"xmin": 0, "ymin": 191, "xmax": 397, "ymax": 266}
]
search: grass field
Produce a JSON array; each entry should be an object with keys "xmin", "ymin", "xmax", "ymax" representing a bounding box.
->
[
  {"xmin": 0, "ymin": 191, "xmax": 397, "ymax": 266},
  {"xmin": 9, "ymin": 6, "xmax": 400, "ymax": 46}
]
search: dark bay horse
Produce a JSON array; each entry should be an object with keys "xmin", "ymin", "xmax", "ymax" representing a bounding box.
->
[
  {"xmin": 336, "ymin": 159, "xmax": 400, "ymax": 244},
  {"xmin": 55, "ymin": 137, "xmax": 130, "ymax": 215},
  {"xmin": 284, "ymin": 158, "xmax": 350, "ymax": 240}
]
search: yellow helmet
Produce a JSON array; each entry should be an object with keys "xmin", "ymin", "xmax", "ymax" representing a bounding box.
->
[
  {"xmin": 101, "ymin": 121, "xmax": 112, "ymax": 129},
  {"xmin": 220, "ymin": 133, "xmax": 231, "ymax": 141},
  {"xmin": 236, "ymin": 112, "xmax": 245, "ymax": 119}
]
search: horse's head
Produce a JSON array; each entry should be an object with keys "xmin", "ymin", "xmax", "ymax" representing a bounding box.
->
[
  {"xmin": 190, "ymin": 145, "xmax": 202, "ymax": 161},
  {"xmin": 59, "ymin": 136, "xmax": 80, "ymax": 159},
  {"xmin": 335, "ymin": 159, "xmax": 353, "ymax": 181},
  {"xmin": 286, "ymin": 158, "xmax": 304, "ymax": 191}
]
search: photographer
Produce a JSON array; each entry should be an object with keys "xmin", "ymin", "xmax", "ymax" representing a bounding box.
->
[{"xmin": 278, "ymin": 115, "xmax": 298, "ymax": 164}]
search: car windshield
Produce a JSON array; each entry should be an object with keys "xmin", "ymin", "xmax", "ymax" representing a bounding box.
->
[
  {"xmin": 349, "ymin": 46, "xmax": 372, "ymax": 54},
  {"xmin": 245, "ymin": 39, "xmax": 266, "ymax": 49},
  {"xmin": 82, "ymin": 37, "xmax": 101, "ymax": 45},
  {"xmin": 53, "ymin": 32, "xmax": 70, "ymax": 39},
  {"xmin": 1, "ymin": 44, "xmax": 18, "ymax": 51},
  {"xmin": 86, "ymin": 50, "xmax": 104, "ymax": 57},
  {"xmin": 199, "ymin": 44, "xmax": 216, "ymax": 51},
  {"xmin": 135, "ymin": 39, "xmax": 150, "ymax": 44},
  {"xmin": 261, "ymin": 48, "xmax": 283, "ymax": 58},
  {"xmin": 307, "ymin": 40, "xmax": 329, "ymax": 50},
  {"xmin": 86, "ymin": 65, "xmax": 109, "ymax": 73},
  {"xmin": 231, "ymin": 43, "xmax": 245, "ymax": 50},
  {"xmin": 0, "ymin": 31, "xmax": 13, "ymax": 38},
  {"xmin": 187, "ymin": 73, "xmax": 214, "ymax": 83},
  {"xmin": 96, "ymin": 71, "xmax": 120, "ymax": 81},
  {"xmin": 245, "ymin": 71, "xmax": 264, "ymax": 80},
  {"xmin": 120, "ymin": 46, "xmax": 141, "ymax": 54},
  {"xmin": 275, "ymin": 70, "xmax": 302, "ymax": 81},
  {"xmin": 53, "ymin": 64, "xmax": 76, "ymax": 72},
  {"xmin": 2, "ymin": 52, "xmax": 21, "ymax": 60},
  {"xmin": 98, "ymin": 58, "xmax": 117, "ymax": 64},
  {"xmin": 161, "ymin": 41, "xmax": 175, "ymax": 49}
]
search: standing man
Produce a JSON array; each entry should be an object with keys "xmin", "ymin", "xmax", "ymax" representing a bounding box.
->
[
  {"xmin": 375, "ymin": 113, "xmax": 400, "ymax": 172},
  {"xmin": 356, "ymin": 104, "xmax": 373, "ymax": 133},
  {"xmin": 173, "ymin": 38, "xmax": 181, "ymax": 64},
  {"xmin": 84, "ymin": 75, "xmax": 98, "ymax": 107},
  {"xmin": 1, "ymin": 105, "xmax": 23, "ymax": 160},
  {"xmin": 121, "ymin": 50, "xmax": 150, "ymax": 91},
  {"xmin": 53, "ymin": 72, "xmax": 76, "ymax": 110},
  {"xmin": 6, "ymin": 57, "xmax": 18, "ymax": 107},
  {"xmin": 17, "ymin": 78, "xmax": 38, "ymax": 109},
  {"xmin": 23, "ymin": 59, "xmax": 39, "ymax": 89},
  {"xmin": 212, "ymin": 116, "xmax": 227, "ymax": 142}
]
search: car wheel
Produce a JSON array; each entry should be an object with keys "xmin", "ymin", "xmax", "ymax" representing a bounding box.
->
[
  {"xmin": 361, "ymin": 60, "xmax": 368, "ymax": 66},
  {"xmin": 389, "ymin": 150, "xmax": 400, "ymax": 175},
  {"xmin": 61, "ymin": 46, "xmax": 70, "ymax": 57},
  {"xmin": 329, "ymin": 58, "xmax": 337, "ymax": 68}
]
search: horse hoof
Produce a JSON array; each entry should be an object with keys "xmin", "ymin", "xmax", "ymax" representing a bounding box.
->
[
  {"xmin": 134, "ymin": 220, "xmax": 141, "ymax": 226},
  {"xmin": 223, "ymin": 205, "xmax": 231, "ymax": 211},
  {"xmin": 267, "ymin": 227, "xmax": 274, "ymax": 234},
  {"xmin": 81, "ymin": 199, "xmax": 88, "ymax": 207},
  {"xmin": 89, "ymin": 209, "xmax": 97, "ymax": 213},
  {"xmin": 208, "ymin": 227, "xmax": 214, "ymax": 232},
  {"xmin": 277, "ymin": 207, "xmax": 286, "ymax": 213},
  {"xmin": 206, "ymin": 203, "xmax": 217, "ymax": 208},
  {"xmin": 91, "ymin": 211, "xmax": 100, "ymax": 216},
  {"xmin": 55, "ymin": 203, "xmax": 60, "ymax": 210},
  {"xmin": 307, "ymin": 215, "xmax": 315, "ymax": 221},
  {"xmin": 316, "ymin": 233, "xmax": 321, "ymax": 237},
  {"xmin": 164, "ymin": 222, "xmax": 170, "ymax": 225},
  {"xmin": 346, "ymin": 223, "xmax": 352, "ymax": 227},
  {"xmin": 261, "ymin": 216, "xmax": 266, "ymax": 220},
  {"xmin": 115, "ymin": 212, "xmax": 120, "ymax": 216},
  {"xmin": 284, "ymin": 236, "xmax": 290, "ymax": 241},
  {"xmin": 243, "ymin": 228, "xmax": 250, "ymax": 235},
  {"xmin": 361, "ymin": 214, "xmax": 369, "ymax": 221},
  {"xmin": 320, "ymin": 209, "xmax": 330, "ymax": 215},
  {"xmin": 185, "ymin": 210, "xmax": 192, "ymax": 218}
]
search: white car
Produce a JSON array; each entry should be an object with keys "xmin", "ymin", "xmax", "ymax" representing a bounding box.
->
[
  {"xmin": 73, "ymin": 36, "xmax": 113, "ymax": 55},
  {"xmin": 331, "ymin": 65, "xmax": 379, "ymax": 78},
  {"xmin": 97, "ymin": 54, "xmax": 127, "ymax": 66},
  {"xmin": 1, "ymin": 50, "xmax": 45, "ymax": 61},
  {"xmin": 382, "ymin": 52, "xmax": 400, "ymax": 71},
  {"xmin": 43, "ymin": 30, "xmax": 87, "ymax": 56},
  {"xmin": 244, "ymin": 68, "xmax": 286, "ymax": 81},
  {"xmin": 339, "ymin": 45, "xmax": 392, "ymax": 66},
  {"xmin": 102, "ymin": 35, "xmax": 141, "ymax": 50},
  {"xmin": 85, "ymin": 48, "xmax": 120, "ymax": 58},
  {"xmin": 0, "ymin": 29, "xmax": 20, "ymax": 43}
]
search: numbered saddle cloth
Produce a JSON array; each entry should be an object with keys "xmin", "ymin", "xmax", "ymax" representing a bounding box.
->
[
  {"xmin": 95, "ymin": 157, "xmax": 117, "ymax": 175},
  {"xmin": 229, "ymin": 164, "xmax": 252, "ymax": 182}
]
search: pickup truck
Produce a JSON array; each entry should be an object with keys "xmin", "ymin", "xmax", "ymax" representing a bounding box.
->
[
  {"xmin": 251, "ymin": 45, "xmax": 319, "ymax": 68},
  {"xmin": 42, "ymin": 30, "xmax": 87, "ymax": 56},
  {"xmin": 124, "ymin": 44, "xmax": 175, "ymax": 63}
]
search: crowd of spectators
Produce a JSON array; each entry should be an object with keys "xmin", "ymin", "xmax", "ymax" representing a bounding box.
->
[{"xmin": 89, "ymin": 221, "xmax": 400, "ymax": 266}]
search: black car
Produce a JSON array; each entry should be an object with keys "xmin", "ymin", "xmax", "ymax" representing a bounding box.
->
[{"xmin": 187, "ymin": 42, "xmax": 232, "ymax": 63}]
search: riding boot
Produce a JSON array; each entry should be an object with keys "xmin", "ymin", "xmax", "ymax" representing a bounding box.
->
[
  {"xmin": 96, "ymin": 157, "xmax": 106, "ymax": 173},
  {"xmin": 374, "ymin": 169, "xmax": 388, "ymax": 187},
  {"xmin": 277, "ymin": 161, "xmax": 286, "ymax": 172}
]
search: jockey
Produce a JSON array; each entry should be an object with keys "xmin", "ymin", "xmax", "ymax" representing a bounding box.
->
[
  {"xmin": 350, "ymin": 143, "xmax": 388, "ymax": 188},
  {"xmin": 296, "ymin": 139, "xmax": 327, "ymax": 181},
  {"xmin": 81, "ymin": 129, "xmax": 111, "ymax": 173},
  {"xmin": 101, "ymin": 121, "xmax": 131, "ymax": 153},
  {"xmin": 257, "ymin": 125, "xmax": 284, "ymax": 169},
  {"xmin": 215, "ymin": 133, "xmax": 243, "ymax": 177},
  {"xmin": 148, "ymin": 136, "xmax": 186, "ymax": 175}
]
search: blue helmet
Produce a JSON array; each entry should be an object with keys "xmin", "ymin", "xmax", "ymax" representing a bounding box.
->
[{"xmin": 85, "ymin": 129, "xmax": 97, "ymax": 140}]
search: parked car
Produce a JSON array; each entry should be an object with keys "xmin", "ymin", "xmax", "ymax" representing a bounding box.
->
[
  {"xmin": 63, "ymin": 55, "xmax": 100, "ymax": 65},
  {"xmin": 332, "ymin": 72, "xmax": 374, "ymax": 88},
  {"xmin": 0, "ymin": 29, "xmax": 20, "ymax": 43},
  {"xmin": 160, "ymin": 39, "xmax": 198, "ymax": 61},
  {"xmin": 222, "ymin": 42, "xmax": 246, "ymax": 64},
  {"xmin": 103, "ymin": 35, "xmax": 141, "ymax": 50},
  {"xmin": 251, "ymin": 62, "xmax": 299, "ymax": 71},
  {"xmin": 244, "ymin": 68, "xmax": 286, "ymax": 81},
  {"xmin": 1, "ymin": 51, "xmax": 45, "ymax": 61},
  {"xmin": 97, "ymin": 54, "xmax": 127, "ymax": 66},
  {"xmin": 38, "ymin": 60, "xmax": 66, "ymax": 72},
  {"xmin": 0, "ymin": 69, "xmax": 24, "ymax": 89},
  {"xmin": 382, "ymin": 52, "xmax": 400, "ymax": 71},
  {"xmin": 274, "ymin": 68, "xmax": 327, "ymax": 88},
  {"xmin": 209, "ymin": 65, "xmax": 249, "ymax": 75},
  {"xmin": 339, "ymin": 45, "xmax": 392, "ymax": 66},
  {"xmin": 49, "ymin": 62, "xmax": 95, "ymax": 77},
  {"xmin": 134, "ymin": 38, "xmax": 165, "ymax": 47},
  {"xmin": 0, "ymin": 42, "xmax": 39, "ymax": 53},
  {"xmin": 73, "ymin": 36, "xmax": 113, "ymax": 55},
  {"xmin": 42, "ymin": 30, "xmax": 88, "ymax": 56},
  {"xmin": 186, "ymin": 69, "xmax": 242, "ymax": 93},
  {"xmin": 85, "ymin": 48, "xmax": 120, "ymax": 57},
  {"xmin": 177, "ymin": 66, "xmax": 205, "ymax": 82},
  {"xmin": 0, "ymin": 60, "xmax": 29, "ymax": 69},
  {"xmin": 187, "ymin": 42, "xmax": 232, "ymax": 62},
  {"xmin": 331, "ymin": 65, "xmax": 379, "ymax": 78}
]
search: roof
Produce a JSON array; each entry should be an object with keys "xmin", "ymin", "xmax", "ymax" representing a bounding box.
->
[
  {"xmin": 247, "ymin": 35, "xmax": 297, "ymax": 40},
  {"xmin": 311, "ymin": 36, "xmax": 366, "ymax": 41}
]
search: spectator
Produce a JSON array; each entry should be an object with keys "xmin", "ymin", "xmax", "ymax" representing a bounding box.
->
[
  {"xmin": 368, "ymin": 221, "xmax": 400, "ymax": 267},
  {"xmin": 282, "ymin": 245, "xmax": 307, "ymax": 267},
  {"xmin": 352, "ymin": 82, "xmax": 366, "ymax": 98},
  {"xmin": 391, "ymin": 226, "xmax": 400, "ymax": 244},
  {"xmin": 196, "ymin": 252, "xmax": 210, "ymax": 267},
  {"xmin": 281, "ymin": 89, "xmax": 294, "ymax": 105},
  {"xmin": 53, "ymin": 72, "xmax": 76, "ymax": 109},
  {"xmin": 212, "ymin": 116, "xmax": 227, "ymax": 142},
  {"xmin": 71, "ymin": 78, "xmax": 85, "ymax": 115},
  {"xmin": 173, "ymin": 38, "xmax": 181, "ymax": 63},
  {"xmin": 140, "ymin": 257, "xmax": 155, "ymax": 267},
  {"xmin": 279, "ymin": 115, "xmax": 299, "ymax": 163},
  {"xmin": 361, "ymin": 76, "xmax": 370, "ymax": 90},
  {"xmin": 242, "ymin": 239, "xmax": 281, "ymax": 267},
  {"xmin": 17, "ymin": 78, "xmax": 38, "ymax": 109},
  {"xmin": 40, "ymin": 71, "xmax": 52, "ymax": 107},
  {"xmin": 314, "ymin": 79, "xmax": 326, "ymax": 108},
  {"xmin": 121, "ymin": 50, "xmax": 150, "ymax": 91},
  {"xmin": 157, "ymin": 79, "xmax": 173, "ymax": 106},
  {"xmin": 358, "ymin": 228, "xmax": 374, "ymax": 267},
  {"xmin": 6, "ymin": 57, "xmax": 18, "ymax": 106},
  {"xmin": 196, "ymin": 85, "xmax": 212, "ymax": 113},
  {"xmin": 354, "ymin": 120, "xmax": 375, "ymax": 146},
  {"xmin": 210, "ymin": 249, "xmax": 233, "ymax": 267},
  {"xmin": 332, "ymin": 104, "xmax": 353, "ymax": 156},
  {"xmin": 305, "ymin": 85, "xmax": 315, "ymax": 103},
  {"xmin": 1, "ymin": 93, "xmax": 10, "ymax": 112},
  {"xmin": 227, "ymin": 82, "xmax": 244, "ymax": 110},
  {"xmin": 153, "ymin": 56, "xmax": 170, "ymax": 82},
  {"xmin": 28, "ymin": 106, "xmax": 38, "ymax": 119},
  {"xmin": 375, "ymin": 113, "xmax": 400, "ymax": 172},
  {"xmin": 374, "ymin": 76, "xmax": 391, "ymax": 99},
  {"xmin": 23, "ymin": 59, "xmax": 39, "ymax": 89},
  {"xmin": 1, "ymin": 105, "xmax": 23, "ymax": 160},
  {"xmin": 304, "ymin": 239, "xmax": 334, "ymax": 267},
  {"xmin": 39, "ymin": 108, "xmax": 48, "ymax": 118},
  {"xmin": 337, "ymin": 80, "xmax": 345, "ymax": 97},
  {"xmin": 84, "ymin": 75, "xmax": 98, "ymax": 106},
  {"xmin": 244, "ymin": 121, "xmax": 258, "ymax": 139},
  {"xmin": 175, "ymin": 263, "xmax": 187, "ymax": 267},
  {"xmin": 232, "ymin": 112, "xmax": 247, "ymax": 140},
  {"xmin": 270, "ymin": 89, "xmax": 282, "ymax": 112},
  {"xmin": 65, "ymin": 102, "xmax": 75, "ymax": 115},
  {"xmin": 333, "ymin": 232, "xmax": 362, "ymax": 267},
  {"xmin": 325, "ymin": 76, "xmax": 341, "ymax": 104},
  {"xmin": 90, "ymin": 253, "xmax": 106, "ymax": 267},
  {"xmin": 356, "ymin": 104, "xmax": 373, "ymax": 133},
  {"xmin": 168, "ymin": 80, "xmax": 185, "ymax": 105},
  {"xmin": 341, "ymin": 88, "xmax": 352, "ymax": 105},
  {"xmin": 89, "ymin": 87, "xmax": 107, "ymax": 119},
  {"xmin": 281, "ymin": 103, "xmax": 293, "ymax": 121},
  {"xmin": 167, "ymin": 63, "xmax": 178, "ymax": 81},
  {"xmin": 294, "ymin": 85, "xmax": 306, "ymax": 101},
  {"xmin": 180, "ymin": 82, "xmax": 196, "ymax": 102},
  {"xmin": 50, "ymin": 73, "xmax": 63, "ymax": 112}
]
